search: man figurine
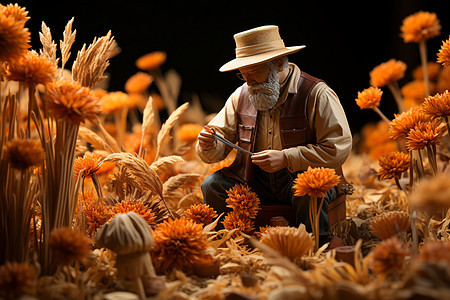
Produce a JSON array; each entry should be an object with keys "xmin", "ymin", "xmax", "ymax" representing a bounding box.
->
[{"xmin": 196, "ymin": 25, "xmax": 352, "ymax": 240}]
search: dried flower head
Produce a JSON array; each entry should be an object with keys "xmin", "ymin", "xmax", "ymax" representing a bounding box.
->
[
  {"xmin": 355, "ymin": 86, "xmax": 383, "ymax": 109},
  {"xmin": 176, "ymin": 123, "xmax": 204, "ymax": 144},
  {"xmin": 370, "ymin": 237, "xmax": 409, "ymax": 275},
  {"xmin": 370, "ymin": 59, "xmax": 407, "ymax": 87},
  {"xmin": 369, "ymin": 211, "xmax": 411, "ymax": 240},
  {"xmin": 136, "ymin": 51, "xmax": 167, "ymax": 71},
  {"xmin": 412, "ymin": 62, "xmax": 441, "ymax": 81},
  {"xmin": 73, "ymin": 152, "xmax": 100, "ymax": 179},
  {"xmin": 0, "ymin": 4, "xmax": 30, "ymax": 62},
  {"xmin": 406, "ymin": 119, "xmax": 446, "ymax": 151},
  {"xmin": 83, "ymin": 203, "xmax": 112, "ymax": 235},
  {"xmin": 437, "ymin": 36, "xmax": 450, "ymax": 67},
  {"xmin": 401, "ymin": 80, "xmax": 435, "ymax": 99},
  {"xmin": 418, "ymin": 240, "xmax": 450, "ymax": 264},
  {"xmin": 48, "ymin": 227, "xmax": 91, "ymax": 265},
  {"xmin": 421, "ymin": 90, "xmax": 450, "ymax": 117},
  {"xmin": 6, "ymin": 51, "xmax": 56, "ymax": 87},
  {"xmin": 293, "ymin": 166, "xmax": 341, "ymax": 198},
  {"xmin": 388, "ymin": 106, "xmax": 431, "ymax": 140},
  {"xmin": 409, "ymin": 173, "xmax": 450, "ymax": 211},
  {"xmin": 400, "ymin": 11, "xmax": 441, "ymax": 43},
  {"xmin": 184, "ymin": 204, "xmax": 218, "ymax": 225},
  {"xmin": 377, "ymin": 152, "xmax": 411, "ymax": 180},
  {"xmin": 3, "ymin": 138, "xmax": 44, "ymax": 170},
  {"xmin": 46, "ymin": 81, "xmax": 101, "ymax": 125},
  {"xmin": 225, "ymin": 184, "xmax": 260, "ymax": 219},
  {"xmin": 222, "ymin": 211, "xmax": 255, "ymax": 236},
  {"xmin": 112, "ymin": 200, "xmax": 156, "ymax": 226},
  {"xmin": 152, "ymin": 217, "xmax": 208, "ymax": 273},
  {"xmin": 260, "ymin": 226, "xmax": 314, "ymax": 261},
  {"xmin": 101, "ymin": 91, "xmax": 129, "ymax": 114},
  {"xmin": 0, "ymin": 261, "xmax": 35, "ymax": 298},
  {"xmin": 124, "ymin": 72, "xmax": 153, "ymax": 93}
]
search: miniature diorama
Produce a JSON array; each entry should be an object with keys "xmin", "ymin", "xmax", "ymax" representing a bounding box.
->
[{"xmin": 0, "ymin": 3, "xmax": 450, "ymax": 300}]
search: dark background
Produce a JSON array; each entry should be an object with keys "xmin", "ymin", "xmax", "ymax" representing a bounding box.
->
[{"xmin": 14, "ymin": 0, "xmax": 450, "ymax": 133}]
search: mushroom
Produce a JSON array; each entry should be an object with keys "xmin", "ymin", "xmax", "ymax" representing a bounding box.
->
[{"xmin": 95, "ymin": 212, "xmax": 162, "ymax": 299}]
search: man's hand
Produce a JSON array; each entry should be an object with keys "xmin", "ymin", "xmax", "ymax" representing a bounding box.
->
[
  {"xmin": 198, "ymin": 128, "xmax": 216, "ymax": 151},
  {"xmin": 251, "ymin": 150, "xmax": 288, "ymax": 173}
]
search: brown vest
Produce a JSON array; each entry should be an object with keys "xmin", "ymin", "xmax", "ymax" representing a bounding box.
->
[{"xmin": 223, "ymin": 71, "xmax": 322, "ymax": 183}]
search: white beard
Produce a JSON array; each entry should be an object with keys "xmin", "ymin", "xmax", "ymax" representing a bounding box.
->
[{"xmin": 248, "ymin": 64, "xmax": 280, "ymax": 111}]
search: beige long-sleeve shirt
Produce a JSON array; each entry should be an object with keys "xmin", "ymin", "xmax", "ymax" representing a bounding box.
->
[{"xmin": 196, "ymin": 63, "xmax": 352, "ymax": 173}]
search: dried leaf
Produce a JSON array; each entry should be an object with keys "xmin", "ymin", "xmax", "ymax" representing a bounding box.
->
[
  {"xmin": 60, "ymin": 17, "xmax": 76, "ymax": 71},
  {"xmin": 156, "ymin": 102, "xmax": 189, "ymax": 158}
]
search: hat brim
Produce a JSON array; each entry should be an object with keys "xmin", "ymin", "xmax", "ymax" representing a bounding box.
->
[{"xmin": 219, "ymin": 45, "xmax": 305, "ymax": 72}]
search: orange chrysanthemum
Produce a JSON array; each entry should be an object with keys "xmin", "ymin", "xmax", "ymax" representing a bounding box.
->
[
  {"xmin": 409, "ymin": 173, "xmax": 450, "ymax": 212},
  {"xmin": 421, "ymin": 90, "xmax": 450, "ymax": 117},
  {"xmin": 176, "ymin": 123, "xmax": 204, "ymax": 144},
  {"xmin": 412, "ymin": 62, "xmax": 441, "ymax": 81},
  {"xmin": 135, "ymin": 51, "xmax": 167, "ymax": 71},
  {"xmin": 370, "ymin": 237, "xmax": 408, "ymax": 275},
  {"xmin": 83, "ymin": 203, "xmax": 112, "ymax": 235},
  {"xmin": 377, "ymin": 152, "xmax": 411, "ymax": 180},
  {"xmin": 400, "ymin": 11, "xmax": 441, "ymax": 43},
  {"xmin": 388, "ymin": 106, "xmax": 431, "ymax": 140},
  {"xmin": 370, "ymin": 59, "xmax": 407, "ymax": 87},
  {"xmin": 73, "ymin": 152, "xmax": 100, "ymax": 179},
  {"xmin": 124, "ymin": 72, "xmax": 153, "ymax": 93},
  {"xmin": 369, "ymin": 210, "xmax": 411, "ymax": 240},
  {"xmin": 260, "ymin": 226, "xmax": 313, "ymax": 261},
  {"xmin": 418, "ymin": 240, "xmax": 450, "ymax": 264},
  {"xmin": 406, "ymin": 119, "xmax": 446, "ymax": 151},
  {"xmin": 222, "ymin": 211, "xmax": 255, "ymax": 236},
  {"xmin": 112, "ymin": 200, "xmax": 156, "ymax": 226},
  {"xmin": 355, "ymin": 86, "xmax": 383, "ymax": 109},
  {"xmin": 437, "ymin": 36, "xmax": 450, "ymax": 67},
  {"xmin": 293, "ymin": 166, "xmax": 341, "ymax": 198},
  {"xmin": 0, "ymin": 4, "xmax": 30, "ymax": 62},
  {"xmin": 0, "ymin": 261, "xmax": 35, "ymax": 298},
  {"xmin": 3, "ymin": 138, "xmax": 44, "ymax": 170},
  {"xmin": 48, "ymin": 227, "xmax": 91, "ymax": 265},
  {"xmin": 184, "ymin": 204, "xmax": 218, "ymax": 225},
  {"xmin": 400, "ymin": 80, "xmax": 435, "ymax": 100},
  {"xmin": 6, "ymin": 51, "xmax": 56, "ymax": 87},
  {"xmin": 152, "ymin": 217, "xmax": 208, "ymax": 273},
  {"xmin": 225, "ymin": 184, "xmax": 260, "ymax": 219},
  {"xmin": 101, "ymin": 91, "xmax": 129, "ymax": 114},
  {"xmin": 46, "ymin": 81, "xmax": 101, "ymax": 125}
]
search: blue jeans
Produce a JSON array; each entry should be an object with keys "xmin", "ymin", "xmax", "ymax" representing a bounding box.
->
[{"xmin": 201, "ymin": 166, "xmax": 338, "ymax": 235}]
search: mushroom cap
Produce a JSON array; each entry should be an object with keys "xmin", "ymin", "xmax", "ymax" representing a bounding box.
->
[{"xmin": 95, "ymin": 212, "xmax": 154, "ymax": 255}]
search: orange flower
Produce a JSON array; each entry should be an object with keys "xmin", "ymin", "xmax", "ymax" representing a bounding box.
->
[
  {"xmin": 370, "ymin": 237, "xmax": 408, "ymax": 275},
  {"xmin": 101, "ymin": 91, "xmax": 129, "ymax": 114},
  {"xmin": 176, "ymin": 123, "xmax": 204, "ymax": 144},
  {"xmin": 73, "ymin": 152, "xmax": 100, "ymax": 179},
  {"xmin": 409, "ymin": 173, "xmax": 450, "ymax": 212},
  {"xmin": 0, "ymin": 4, "xmax": 30, "ymax": 62},
  {"xmin": 355, "ymin": 86, "xmax": 383, "ymax": 109},
  {"xmin": 400, "ymin": 11, "xmax": 441, "ymax": 43},
  {"xmin": 260, "ymin": 226, "xmax": 313, "ymax": 261},
  {"xmin": 3, "ymin": 138, "xmax": 44, "ymax": 170},
  {"xmin": 152, "ymin": 217, "xmax": 208, "ymax": 273},
  {"xmin": 418, "ymin": 240, "xmax": 450, "ymax": 264},
  {"xmin": 388, "ymin": 106, "xmax": 430, "ymax": 140},
  {"xmin": 421, "ymin": 90, "xmax": 450, "ymax": 117},
  {"xmin": 124, "ymin": 72, "xmax": 153, "ymax": 93},
  {"xmin": 437, "ymin": 36, "xmax": 450, "ymax": 67},
  {"xmin": 370, "ymin": 59, "xmax": 407, "ymax": 87},
  {"xmin": 112, "ymin": 200, "xmax": 156, "ymax": 226},
  {"xmin": 6, "ymin": 51, "xmax": 56, "ymax": 87},
  {"xmin": 406, "ymin": 119, "xmax": 446, "ymax": 151},
  {"xmin": 293, "ymin": 166, "xmax": 340, "ymax": 198},
  {"xmin": 400, "ymin": 80, "xmax": 435, "ymax": 100},
  {"xmin": 437, "ymin": 66, "xmax": 450, "ymax": 93},
  {"xmin": 222, "ymin": 211, "xmax": 255, "ymax": 236},
  {"xmin": 83, "ymin": 203, "xmax": 112, "ymax": 234},
  {"xmin": 369, "ymin": 211, "xmax": 410, "ymax": 240},
  {"xmin": 184, "ymin": 204, "xmax": 217, "ymax": 225},
  {"xmin": 377, "ymin": 152, "xmax": 411, "ymax": 180},
  {"xmin": 412, "ymin": 62, "xmax": 441, "ymax": 81},
  {"xmin": 225, "ymin": 184, "xmax": 260, "ymax": 219},
  {"xmin": 46, "ymin": 81, "xmax": 101, "ymax": 125},
  {"xmin": 127, "ymin": 93, "xmax": 146, "ymax": 109},
  {"xmin": 48, "ymin": 227, "xmax": 91, "ymax": 265},
  {"xmin": 135, "ymin": 51, "xmax": 167, "ymax": 71},
  {"xmin": 0, "ymin": 261, "xmax": 35, "ymax": 298}
]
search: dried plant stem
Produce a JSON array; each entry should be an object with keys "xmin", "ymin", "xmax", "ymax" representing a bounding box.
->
[
  {"xmin": 411, "ymin": 210, "xmax": 419, "ymax": 257},
  {"xmin": 372, "ymin": 107, "xmax": 390, "ymax": 124},
  {"xmin": 309, "ymin": 196, "xmax": 321, "ymax": 251},
  {"xmin": 394, "ymin": 177, "xmax": 403, "ymax": 190},
  {"xmin": 419, "ymin": 40, "xmax": 430, "ymax": 97},
  {"xmin": 151, "ymin": 69, "xmax": 176, "ymax": 114},
  {"xmin": 387, "ymin": 81, "xmax": 406, "ymax": 113},
  {"xmin": 426, "ymin": 145, "xmax": 438, "ymax": 176}
]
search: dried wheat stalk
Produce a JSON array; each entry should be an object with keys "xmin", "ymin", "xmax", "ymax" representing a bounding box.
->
[
  {"xmin": 162, "ymin": 173, "xmax": 202, "ymax": 198},
  {"xmin": 39, "ymin": 22, "xmax": 58, "ymax": 67},
  {"xmin": 150, "ymin": 155, "xmax": 184, "ymax": 174},
  {"xmin": 78, "ymin": 126, "xmax": 114, "ymax": 153},
  {"xmin": 139, "ymin": 96, "xmax": 155, "ymax": 157},
  {"xmin": 60, "ymin": 17, "xmax": 76, "ymax": 72}
]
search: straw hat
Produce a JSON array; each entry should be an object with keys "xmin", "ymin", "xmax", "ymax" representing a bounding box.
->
[{"xmin": 219, "ymin": 25, "xmax": 305, "ymax": 72}]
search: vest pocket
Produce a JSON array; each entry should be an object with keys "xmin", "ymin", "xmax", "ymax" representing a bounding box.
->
[
  {"xmin": 281, "ymin": 128, "xmax": 306, "ymax": 148},
  {"xmin": 238, "ymin": 124, "xmax": 253, "ymax": 143}
]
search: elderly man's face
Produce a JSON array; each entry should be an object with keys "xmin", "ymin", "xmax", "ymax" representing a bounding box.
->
[{"xmin": 237, "ymin": 64, "xmax": 271, "ymax": 86}]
